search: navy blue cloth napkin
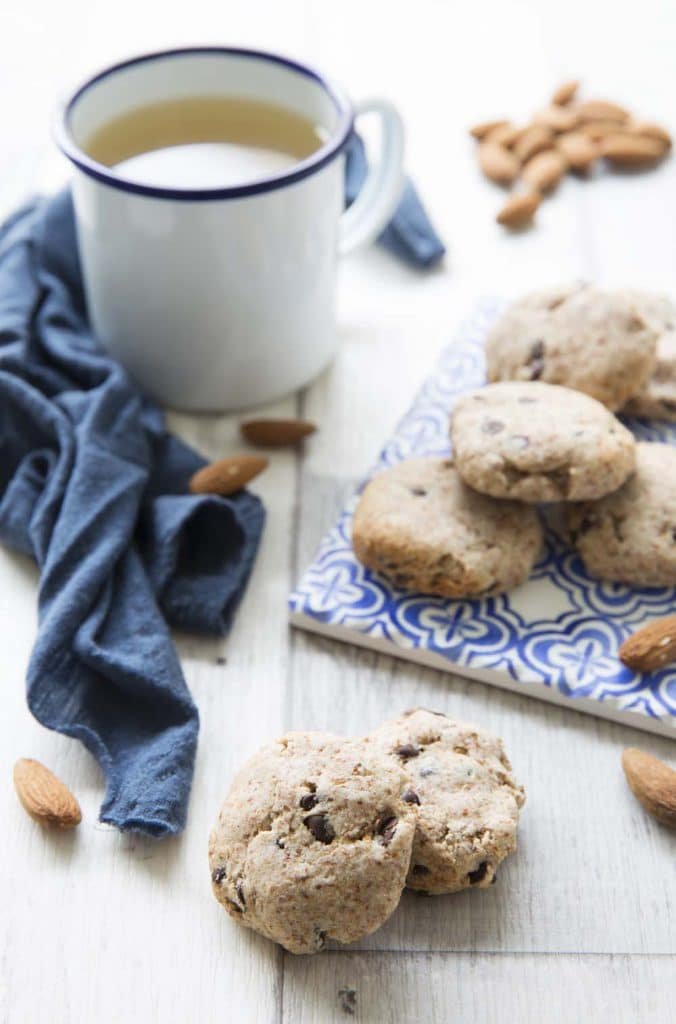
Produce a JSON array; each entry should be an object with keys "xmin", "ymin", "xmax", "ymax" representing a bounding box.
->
[
  {"xmin": 0, "ymin": 191, "xmax": 265, "ymax": 836},
  {"xmin": 345, "ymin": 134, "xmax": 446, "ymax": 268}
]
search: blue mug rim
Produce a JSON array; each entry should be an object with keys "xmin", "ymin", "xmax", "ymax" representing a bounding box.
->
[{"xmin": 54, "ymin": 46, "xmax": 355, "ymax": 201}]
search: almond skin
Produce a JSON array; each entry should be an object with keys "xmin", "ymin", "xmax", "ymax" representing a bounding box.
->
[
  {"xmin": 619, "ymin": 615, "xmax": 676, "ymax": 672},
  {"xmin": 551, "ymin": 79, "xmax": 579, "ymax": 106},
  {"xmin": 469, "ymin": 119, "xmax": 509, "ymax": 140},
  {"xmin": 522, "ymin": 149, "xmax": 567, "ymax": 192},
  {"xmin": 580, "ymin": 119, "xmax": 628, "ymax": 141},
  {"xmin": 13, "ymin": 758, "xmax": 82, "ymax": 829},
  {"xmin": 485, "ymin": 122, "xmax": 522, "ymax": 148},
  {"xmin": 600, "ymin": 133, "xmax": 667, "ymax": 166},
  {"xmin": 534, "ymin": 105, "xmax": 580, "ymax": 133},
  {"xmin": 576, "ymin": 99, "xmax": 629, "ymax": 123},
  {"xmin": 478, "ymin": 142, "xmax": 520, "ymax": 184},
  {"xmin": 627, "ymin": 121, "xmax": 672, "ymax": 149},
  {"xmin": 240, "ymin": 418, "xmax": 317, "ymax": 447},
  {"xmin": 189, "ymin": 454, "xmax": 268, "ymax": 496},
  {"xmin": 514, "ymin": 124, "xmax": 554, "ymax": 163},
  {"xmin": 496, "ymin": 191, "xmax": 541, "ymax": 227},
  {"xmin": 622, "ymin": 748, "xmax": 676, "ymax": 828},
  {"xmin": 556, "ymin": 131, "xmax": 599, "ymax": 171}
]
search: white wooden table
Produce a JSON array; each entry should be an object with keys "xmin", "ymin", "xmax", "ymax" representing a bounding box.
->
[{"xmin": 1, "ymin": 2, "xmax": 675, "ymax": 1021}]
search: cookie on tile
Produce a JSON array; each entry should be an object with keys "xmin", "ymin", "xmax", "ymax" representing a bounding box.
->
[
  {"xmin": 451, "ymin": 381, "xmax": 636, "ymax": 502},
  {"xmin": 208, "ymin": 732, "xmax": 416, "ymax": 954},
  {"xmin": 370, "ymin": 709, "xmax": 525, "ymax": 894},
  {"xmin": 566, "ymin": 442, "xmax": 676, "ymax": 586},
  {"xmin": 485, "ymin": 283, "xmax": 658, "ymax": 411},
  {"xmin": 622, "ymin": 293, "xmax": 676, "ymax": 421},
  {"xmin": 352, "ymin": 457, "xmax": 543, "ymax": 598}
]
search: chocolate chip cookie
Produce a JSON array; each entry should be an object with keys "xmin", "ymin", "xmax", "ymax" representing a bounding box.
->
[
  {"xmin": 485, "ymin": 284, "xmax": 658, "ymax": 410},
  {"xmin": 208, "ymin": 732, "xmax": 416, "ymax": 954},
  {"xmin": 370, "ymin": 709, "xmax": 525, "ymax": 894},
  {"xmin": 352, "ymin": 457, "xmax": 543, "ymax": 598},
  {"xmin": 622, "ymin": 293, "xmax": 676, "ymax": 421},
  {"xmin": 566, "ymin": 442, "xmax": 676, "ymax": 586},
  {"xmin": 451, "ymin": 381, "xmax": 636, "ymax": 502}
]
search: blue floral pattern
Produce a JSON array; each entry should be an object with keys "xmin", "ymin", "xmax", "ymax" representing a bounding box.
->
[{"xmin": 290, "ymin": 300, "xmax": 676, "ymax": 735}]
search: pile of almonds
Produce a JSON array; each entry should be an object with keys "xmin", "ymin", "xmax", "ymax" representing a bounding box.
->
[{"xmin": 471, "ymin": 80, "xmax": 672, "ymax": 228}]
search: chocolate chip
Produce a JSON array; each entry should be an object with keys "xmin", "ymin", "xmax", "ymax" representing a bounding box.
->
[
  {"xmin": 491, "ymin": 873, "xmax": 498, "ymax": 885},
  {"xmin": 304, "ymin": 813, "xmax": 335, "ymax": 844},
  {"xmin": 376, "ymin": 816, "xmax": 398, "ymax": 845},
  {"xmin": 211, "ymin": 866, "xmax": 226, "ymax": 884},
  {"xmin": 410, "ymin": 486, "xmax": 427, "ymax": 497},
  {"xmin": 338, "ymin": 989, "xmax": 357, "ymax": 1015},
  {"xmin": 299, "ymin": 793, "xmax": 318, "ymax": 810},
  {"xmin": 314, "ymin": 927, "xmax": 327, "ymax": 950},
  {"xmin": 412, "ymin": 863, "xmax": 430, "ymax": 875},
  {"xmin": 527, "ymin": 339, "xmax": 545, "ymax": 379},
  {"xmin": 468, "ymin": 861, "xmax": 490, "ymax": 884},
  {"xmin": 394, "ymin": 743, "xmax": 420, "ymax": 760},
  {"xmin": 402, "ymin": 790, "xmax": 421, "ymax": 805},
  {"xmin": 226, "ymin": 898, "xmax": 243, "ymax": 914},
  {"xmin": 236, "ymin": 881, "xmax": 246, "ymax": 907},
  {"xmin": 482, "ymin": 418, "xmax": 505, "ymax": 435},
  {"xmin": 275, "ymin": 837, "xmax": 285, "ymax": 849},
  {"xmin": 215, "ymin": 656, "xmax": 226, "ymax": 666}
]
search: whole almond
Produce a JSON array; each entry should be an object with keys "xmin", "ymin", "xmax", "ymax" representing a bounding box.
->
[
  {"xmin": 556, "ymin": 131, "xmax": 598, "ymax": 171},
  {"xmin": 551, "ymin": 79, "xmax": 579, "ymax": 106},
  {"xmin": 622, "ymin": 748, "xmax": 676, "ymax": 828},
  {"xmin": 581, "ymin": 119, "xmax": 629, "ymax": 141},
  {"xmin": 496, "ymin": 191, "xmax": 540, "ymax": 227},
  {"xmin": 240, "ymin": 418, "xmax": 317, "ymax": 447},
  {"xmin": 469, "ymin": 119, "xmax": 509, "ymax": 140},
  {"xmin": 485, "ymin": 122, "xmax": 522, "ymax": 148},
  {"xmin": 478, "ymin": 142, "xmax": 520, "ymax": 184},
  {"xmin": 189, "ymin": 454, "xmax": 268, "ymax": 496},
  {"xmin": 13, "ymin": 758, "xmax": 81, "ymax": 829},
  {"xmin": 600, "ymin": 133, "xmax": 667, "ymax": 166},
  {"xmin": 522, "ymin": 149, "xmax": 567, "ymax": 192},
  {"xmin": 576, "ymin": 99, "xmax": 629, "ymax": 123},
  {"xmin": 514, "ymin": 124, "xmax": 554, "ymax": 163},
  {"xmin": 619, "ymin": 615, "xmax": 676, "ymax": 672},
  {"xmin": 627, "ymin": 121, "xmax": 672, "ymax": 149},
  {"xmin": 534, "ymin": 105, "xmax": 580, "ymax": 133}
]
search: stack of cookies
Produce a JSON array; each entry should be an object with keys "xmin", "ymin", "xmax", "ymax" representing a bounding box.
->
[
  {"xmin": 353, "ymin": 284, "xmax": 676, "ymax": 596},
  {"xmin": 209, "ymin": 709, "xmax": 525, "ymax": 953}
]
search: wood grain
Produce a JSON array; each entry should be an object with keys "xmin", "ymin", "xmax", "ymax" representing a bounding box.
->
[{"xmin": 1, "ymin": 0, "xmax": 675, "ymax": 1021}]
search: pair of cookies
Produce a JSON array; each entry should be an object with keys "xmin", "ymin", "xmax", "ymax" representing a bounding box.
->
[
  {"xmin": 208, "ymin": 709, "xmax": 525, "ymax": 954},
  {"xmin": 486, "ymin": 283, "xmax": 676, "ymax": 422}
]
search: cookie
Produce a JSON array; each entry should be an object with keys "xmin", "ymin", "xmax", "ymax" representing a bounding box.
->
[
  {"xmin": 622, "ymin": 293, "xmax": 676, "ymax": 421},
  {"xmin": 369, "ymin": 709, "xmax": 525, "ymax": 894},
  {"xmin": 352, "ymin": 457, "xmax": 543, "ymax": 598},
  {"xmin": 451, "ymin": 381, "xmax": 636, "ymax": 502},
  {"xmin": 485, "ymin": 283, "xmax": 658, "ymax": 410},
  {"xmin": 208, "ymin": 732, "xmax": 416, "ymax": 954},
  {"xmin": 566, "ymin": 442, "xmax": 676, "ymax": 586}
]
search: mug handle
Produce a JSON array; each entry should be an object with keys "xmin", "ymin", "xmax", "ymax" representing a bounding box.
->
[{"xmin": 339, "ymin": 99, "xmax": 405, "ymax": 256}]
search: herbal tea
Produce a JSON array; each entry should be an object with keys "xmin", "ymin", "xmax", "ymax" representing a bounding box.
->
[{"xmin": 84, "ymin": 95, "xmax": 326, "ymax": 188}]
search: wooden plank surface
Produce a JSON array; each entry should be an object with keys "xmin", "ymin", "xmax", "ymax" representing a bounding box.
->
[{"xmin": 1, "ymin": 1, "xmax": 675, "ymax": 1022}]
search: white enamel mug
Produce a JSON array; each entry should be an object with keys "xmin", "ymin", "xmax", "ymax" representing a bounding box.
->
[{"xmin": 55, "ymin": 47, "xmax": 405, "ymax": 411}]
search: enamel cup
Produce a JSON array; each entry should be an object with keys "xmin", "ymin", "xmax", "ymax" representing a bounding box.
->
[{"xmin": 55, "ymin": 47, "xmax": 405, "ymax": 411}]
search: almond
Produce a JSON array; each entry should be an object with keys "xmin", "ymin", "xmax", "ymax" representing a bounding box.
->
[
  {"xmin": 514, "ymin": 124, "xmax": 554, "ymax": 163},
  {"xmin": 478, "ymin": 141, "xmax": 520, "ymax": 184},
  {"xmin": 240, "ymin": 418, "xmax": 317, "ymax": 447},
  {"xmin": 576, "ymin": 99, "xmax": 629, "ymax": 123},
  {"xmin": 627, "ymin": 120, "xmax": 672, "ymax": 149},
  {"xmin": 600, "ymin": 133, "xmax": 667, "ymax": 166},
  {"xmin": 622, "ymin": 748, "xmax": 676, "ymax": 828},
  {"xmin": 469, "ymin": 119, "xmax": 509, "ymax": 140},
  {"xmin": 189, "ymin": 454, "xmax": 268, "ymax": 496},
  {"xmin": 619, "ymin": 615, "xmax": 676, "ymax": 672},
  {"xmin": 556, "ymin": 131, "xmax": 598, "ymax": 171},
  {"xmin": 496, "ymin": 191, "xmax": 540, "ymax": 227},
  {"xmin": 522, "ymin": 149, "xmax": 567, "ymax": 192},
  {"xmin": 13, "ymin": 758, "xmax": 82, "ymax": 828},
  {"xmin": 485, "ymin": 122, "xmax": 522, "ymax": 148},
  {"xmin": 551, "ymin": 79, "xmax": 579, "ymax": 106},
  {"xmin": 581, "ymin": 119, "xmax": 628, "ymax": 141},
  {"xmin": 534, "ymin": 105, "xmax": 580, "ymax": 133}
]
